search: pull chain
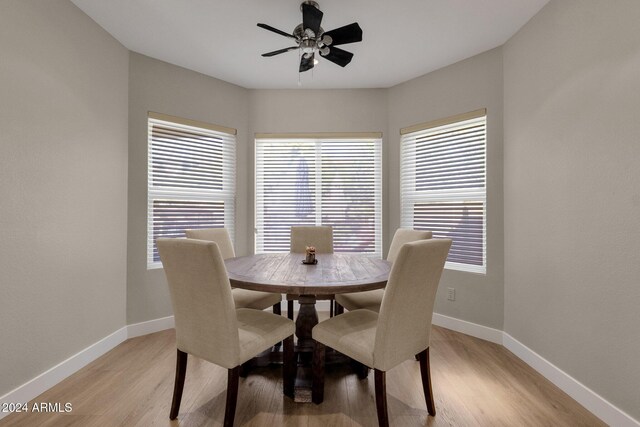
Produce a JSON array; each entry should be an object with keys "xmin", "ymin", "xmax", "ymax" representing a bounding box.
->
[{"xmin": 298, "ymin": 49, "xmax": 302, "ymax": 86}]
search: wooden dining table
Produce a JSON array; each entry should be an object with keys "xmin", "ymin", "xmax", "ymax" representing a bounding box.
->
[{"xmin": 225, "ymin": 252, "xmax": 391, "ymax": 400}]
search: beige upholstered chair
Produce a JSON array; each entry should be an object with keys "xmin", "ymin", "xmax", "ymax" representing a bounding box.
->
[
  {"xmin": 157, "ymin": 238, "xmax": 296, "ymax": 426},
  {"xmin": 311, "ymin": 239, "xmax": 451, "ymax": 427},
  {"xmin": 335, "ymin": 228, "xmax": 432, "ymax": 313},
  {"xmin": 186, "ymin": 228, "xmax": 283, "ymax": 314},
  {"xmin": 288, "ymin": 226, "xmax": 334, "ymax": 319},
  {"xmin": 185, "ymin": 228, "xmax": 236, "ymax": 258},
  {"xmin": 290, "ymin": 225, "xmax": 334, "ymax": 253}
]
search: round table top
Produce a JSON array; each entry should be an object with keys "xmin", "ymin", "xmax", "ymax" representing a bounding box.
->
[{"xmin": 225, "ymin": 253, "xmax": 391, "ymax": 296}]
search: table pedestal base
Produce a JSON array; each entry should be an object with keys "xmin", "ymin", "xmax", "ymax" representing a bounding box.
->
[
  {"xmin": 295, "ymin": 295, "xmax": 319, "ymax": 353},
  {"xmin": 243, "ymin": 294, "xmax": 363, "ymax": 402}
]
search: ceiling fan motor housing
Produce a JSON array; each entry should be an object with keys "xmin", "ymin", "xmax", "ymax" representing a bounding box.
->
[{"xmin": 300, "ymin": 1, "xmax": 320, "ymax": 12}]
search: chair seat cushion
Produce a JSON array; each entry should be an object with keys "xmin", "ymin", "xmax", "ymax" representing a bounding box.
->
[
  {"xmin": 236, "ymin": 308, "xmax": 295, "ymax": 365},
  {"xmin": 335, "ymin": 289, "xmax": 383, "ymax": 312},
  {"xmin": 312, "ymin": 309, "xmax": 378, "ymax": 368},
  {"xmin": 233, "ymin": 288, "xmax": 282, "ymax": 310}
]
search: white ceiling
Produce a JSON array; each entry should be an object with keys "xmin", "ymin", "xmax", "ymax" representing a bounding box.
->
[{"xmin": 71, "ymin": 0, "xmax": 548, "ymax": 89}]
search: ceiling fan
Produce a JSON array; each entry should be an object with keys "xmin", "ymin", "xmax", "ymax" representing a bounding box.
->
[{"xmin": 257, "ymin": 1, "xmax": 363, "ymax": 73}]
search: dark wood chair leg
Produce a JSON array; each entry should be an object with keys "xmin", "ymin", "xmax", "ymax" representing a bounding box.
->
[
  {"xmin": 374, "ymin": 369, "xmax": 389, "ymax": 427},
  {"xmin": 334, "ymin": 302, "xmax": 344, "ymax": 315},
  {"xmin": 272, "ymin": 302, "xmax": 281, "ymax": 315},
  {"xmin": 418, "ymin": 348, "xmax": 436, "ymax": 416},
  {"xmin": 329, "ymin": 299, "xmax": 334, "ymax": 317},
  {"xmin": 169, "ymin": 349, "xmax": 188, "ymax": 420},
  {"xmin": 224, "ymin": 367, "xmax": 240, "ymax": 427},
  {"xmin": 351, "ymin": 359, "xmax": 369, "ymax": 379},
  {"xmin": 288, "ymin": 300, "xmax": 294, "ymax": 320},
  {"xmin": 283, "ymin": 335, "xmax": 295, "ymax": 398},
  {"xmin": 312, "ymin": 341, "xmax": 326, "ymax": 404},
  {"xmin": 272, "ymin": 302, "xmax": 284, "ymax": 349},
  {"xmin": 239, "ymin": 360, "xmax": 251, "ymax": 378}
]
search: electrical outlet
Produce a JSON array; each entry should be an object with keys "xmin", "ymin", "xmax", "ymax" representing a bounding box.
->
[{"xmin": 447, "ymin": 287, "xmax": 455, "ymax": 301}]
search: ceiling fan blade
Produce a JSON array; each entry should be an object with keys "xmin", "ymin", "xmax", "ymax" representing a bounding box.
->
[
  {"xmin": 257, "ymin": 23, "xmax": 296, "ymax": 39},
  {"xmin": 323, "ymin": 23, "xmax": 363, "ymax": 46},
  {"xmin": 320, "ymin": 46, "xmax": 353, "ymax": 67},
  {"xmin": 262, "ymin": 46, "xmax": 299, "ymax": 57},
  {"xmin": 299, "ymin": 53, "xmax": 315, "ymax": 72},
  {"xmin": 301, "ymin": 3, "xmax": 323, "ymax": 36}
]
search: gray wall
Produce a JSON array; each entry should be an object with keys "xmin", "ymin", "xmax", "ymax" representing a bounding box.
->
[
  {"xmin": 0, "ymin": 0, "xmax": 129, "ymax": 396},
  {"xmin": 6, "ymin": 1, "xmax": 637, "ymax": 421},
  {"xmin": 388, "ymin": 48, "xmax": 504, "ymax": 329},
  {"xmin": 503, "ymin": 0, "xmax": 640, "ymax": 419},
  {"xmin": 126, "ymin": 54, "xmax": 504, "ymax": 329},
  {"xmin": 127, "ymin": 53, "xmax": 250, "ymax": 324}
]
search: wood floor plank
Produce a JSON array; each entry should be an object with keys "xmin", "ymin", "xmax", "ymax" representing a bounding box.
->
[{"xmin": 0, "ymin": 321, "xmax": 605, "ymax": 427}]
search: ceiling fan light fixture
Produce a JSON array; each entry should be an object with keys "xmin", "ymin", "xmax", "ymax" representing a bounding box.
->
[
  {"xmin": 301, "ymin": 39, "xmax": 315, "ymax": 52},
  {"xmin": 257, "ymin": 1, "xmax": 363, "ymax": 74}
]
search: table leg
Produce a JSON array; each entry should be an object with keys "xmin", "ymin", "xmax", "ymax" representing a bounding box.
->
[
  {"xmin": 291, "ymin": 295, "xmax": 319, "ymax": 402},
  {"xmin": 248, "ymin": 294, "xmax": 361, "ymax": 403},
  {"xmin": 295, "ymin": 295, "xmax": 318, "ymax": 353}
]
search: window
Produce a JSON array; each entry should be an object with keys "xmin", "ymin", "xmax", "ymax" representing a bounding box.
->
[
  {"xmin": 147, "ymin": 112, "xmax": 235, "ymax": 268},
  {"xmin": 400, "ymin": 110, "xmax": 486, "ymax": 273},
  {"xmin": 255, "ymin": 134, "xmax": 382, "ymax": 256}
]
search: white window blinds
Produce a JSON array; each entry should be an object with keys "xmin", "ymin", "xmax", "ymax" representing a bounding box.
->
[
  {"xmin": 147, "ymin": 114, "xmax": 235, "ymax": 268},
  {"xmin": 400, "ymin": 111, "xmax": 486, "ymax": 273},
  {"xmin": 255, "ymin": 137, "xmax": 382, "ymax": 256}
]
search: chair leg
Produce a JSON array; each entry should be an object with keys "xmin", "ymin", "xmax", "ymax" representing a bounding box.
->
[
  {"xmin": 283, "ymin": 335, "xmax": 295, "ymax": 398},
  {"xmin": 272, "ymin": 302, "xmax": 281, "ymax": 315},
  {"xmin": 418, "ymin": 348, "xmax": 436, "ymax": 416},
  {"xmin": 169, "ymin": 349, "xmax": 188, "ymax": 420},
  {"xmin": 329, "ymin": 299, "xmax": 334, "ymax": 317},
  {"xmin": 374, "ymin": 369, "xmax": 389, "ymax": 427},
  {"xmin": 354, "ymin": 360, "xmax": 369, "ymax": 379},
  {"xmin": 288, "ymin": 300, "xmax": 294, "ymax": 320},
  {"xmin": 334, "ymin": 302, "xmax": 344, "ymax": 315},
  {"xmin": 239, "ymin": 360, "xmax": 251, "ymax": 378},
  {"xmin": 271, "ymin": 302, "xmax": 284, "ymax": 349},
  {"xmin": 312, "ymin": 341, "xmax": 326, "ymax": 404},
  {"xmin": 224, "ymin": 367, "xmax": 240, "ymax": 427}
]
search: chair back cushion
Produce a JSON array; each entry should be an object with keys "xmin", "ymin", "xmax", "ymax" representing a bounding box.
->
[
  {"xmin": 157, "ymin": 238, "xmax": 240, "ymax": 368},
  {"xmin": 290, "ymin": 226, "xmax": 334, "ymax": 253},
  {"xmin": 387, "ymin": 229, "xmax": 432, "ymax": 263},
  {"xmin": 374, "ymin": 238, "xmax": 451, "ymax": 371},
  {"xmin": 185, "ymin": 228, "xmax": 235, "ymax": 259}
]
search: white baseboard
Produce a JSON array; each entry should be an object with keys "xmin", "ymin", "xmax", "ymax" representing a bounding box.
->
[
  {"xmin": 126, "ymin": 315, "xmax": 175, "ymax": 338},
  {"xmin": 503, "ymin": 333, "xmax": 639, "ymax": 427},
  {"xmin": 432, "ymin": 312, "xmax": 503, "ymax": 344},
  {"xmin": 3, "ymin": 312, "xmax": 637, "ymax": 427},
  {"xmin": 315, "ymin": 300, "xmax": 332, "ymax": 311},
  {"xmin": 0, "ymin": 326, "xmax": 128, "ymax": 421},
  {"xmin": 431, "ymin": 314, "xmax": 638, "ymax": 426}
]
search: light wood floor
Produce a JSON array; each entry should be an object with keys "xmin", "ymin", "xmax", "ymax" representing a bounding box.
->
[{"xmin": 2, "ymin": 318, "xmax": 604, "ymax": 427}]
